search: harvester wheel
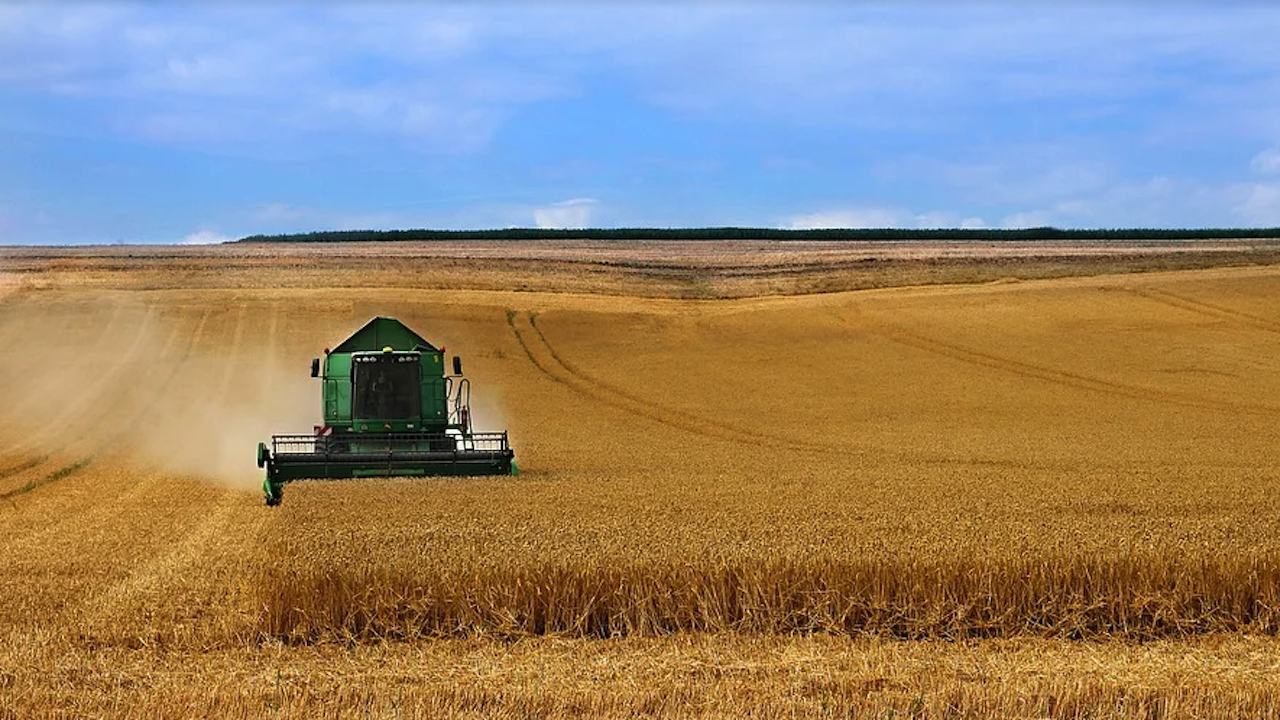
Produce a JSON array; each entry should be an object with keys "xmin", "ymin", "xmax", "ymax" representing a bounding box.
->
[{"xmin": 263, "ymin": 477, "xmax": 283, "ymax": 507}]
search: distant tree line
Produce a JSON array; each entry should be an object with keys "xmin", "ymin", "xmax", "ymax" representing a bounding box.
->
[{"xmin": 237, "ymin": 227, "xmax": 1280, "ymax": 243}]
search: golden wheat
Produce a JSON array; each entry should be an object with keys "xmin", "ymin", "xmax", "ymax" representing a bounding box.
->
[{"xmin": 5, "ymin": 246, "xmax": 1280, "ymax": 717}]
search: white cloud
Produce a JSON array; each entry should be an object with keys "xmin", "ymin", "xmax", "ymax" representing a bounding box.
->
[
  {"xmin": 912, "ymin": 211, "xmax": 990, "ymax": 230},
  {"xmin": 3, "ymin": 4, "xmax": 1278, "ymax": 162},
  {"xmin": 990, "ymin": 173, "xmax": 1280, "ymax": 230},
  {"xmin": 6, "ymin": 4, "xmax": 1280, "ymax": 241},
  {"xmin": 179, "ymin": 229, "xmax": 231, "ymax": 245},
  {"xmin": 785, "ymin": 208, "xmax": 989, "ymax": 230},
  {"xmin": 1000, "ymin": 212, "xmax": 1055, "ymax": 229},
  {"xmin": 1235, "ymin": 183, "xmax": 1280, "ymax": 225},
  {"xmin": 1252, "ymin": 147, "xmax": 1280, "ymax": 175},
  {"xmin": 534, "ymin": 198, "xmax": 598, "ymax": 229},
  {"xmin": 786, "ymin": 208, "xmax": 900, "ymax": 230}
]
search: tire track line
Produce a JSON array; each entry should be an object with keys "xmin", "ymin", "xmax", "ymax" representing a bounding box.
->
[
  {"xmin": 0, "ymin": 456, "xmax": 47, "ymax": 480},
  {"xmin": 0, "ymin": 293, "xmax": 35, "ymax": 350},
  {"xmin": 0, "ymin": 308, "xmax": 212, "ymax": 500},
  {"xmin": 260, "ymin": 300, "xmax": 281, "ymax": 403},
  {"xmin": 76, "ymin": 486, "xmax": 244, "ymax": 636},
  {"xmin": 846, "ymin": 313, "xmax": 1280, "ymax": 418},
  {"xmin": 526, "ymin": 314, "xmax": 789, "ymax": 446},
  {"xmin": 511, "ymin": 311, "xmax": 836, "ymax": 454},
  {"xmin": 215, "ymin": 303, "xmax": 249, "ymax": 400},
  {"xmin": 75, "ymin": 305, "xmax": 245, "ymax": 624},
  {"xmin": 0, "ymin": 298, "xmax": 133, "ymax": 454},
  {"xmin": 0, "ymin": 301, "xmax": 160, "ymax": 487},
  {"xmin": 1126, "ymin": 287, "xmax": 1280, "ymax": 334},
  {"xmin": 17, "ymin": 302, "xmax": 157, "ymax": 453},
  {"xmin": 0, "ymin": 307, "xmax": 218, "ymax": 563}
]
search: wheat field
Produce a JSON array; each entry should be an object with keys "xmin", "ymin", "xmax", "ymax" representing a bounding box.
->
[{"xmin": 3, "ymin": 242, "xmax": 1280, "ymax": 718}]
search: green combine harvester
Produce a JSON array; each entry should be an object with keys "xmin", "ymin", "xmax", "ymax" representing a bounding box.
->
[{"xmin": 256, "ymin": 316, "xmax": 515, "ymax": 505}]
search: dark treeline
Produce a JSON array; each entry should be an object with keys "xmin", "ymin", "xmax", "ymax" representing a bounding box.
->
[{"xmin": 237, "ymin": 227, "xmax": 1280, "ymax": 243}]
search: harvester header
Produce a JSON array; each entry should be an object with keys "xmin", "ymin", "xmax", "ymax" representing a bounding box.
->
[{"xmin": 257, "ymin": 316, "xmax": 515, "ymax": 505}]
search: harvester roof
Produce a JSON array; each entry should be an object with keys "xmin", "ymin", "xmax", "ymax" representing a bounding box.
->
[{"xmin": 330, "ymin": 316, "xmax": 439, "ymax": 354}]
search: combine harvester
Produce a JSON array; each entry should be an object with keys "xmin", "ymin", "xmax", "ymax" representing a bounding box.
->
[{"xmin": 256, "ymin": 317, "xmax": 515, "ymax": 505}]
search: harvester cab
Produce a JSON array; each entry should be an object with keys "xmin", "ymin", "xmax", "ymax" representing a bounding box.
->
[{"xmin": 257, "ymin": 316, "xmax": 515, "ymax": 505}]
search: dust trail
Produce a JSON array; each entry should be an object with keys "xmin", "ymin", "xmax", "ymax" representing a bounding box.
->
[
  {"xmin": 0, "ymin": 294, "xmax": 317, "ymax": 491},
  {"xmin": 462, "ymin": 381, "xmax": 511, "ymax": 444},
  {"xmin": 128, "ymin": 304, "xmax": 316, "ymax": 490}
]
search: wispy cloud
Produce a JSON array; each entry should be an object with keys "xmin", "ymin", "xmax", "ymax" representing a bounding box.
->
[
  {"xmin": 786, "ymin": 209, "xmax": 901, "ymax": 230},
  {"xmin": 4, "ymin": 4, "xmax": 1280, "ymax": 242},
  {"xmin": 534, "ymin": 198, "xmax": 598, "ymax": 229},
  {"xmin": 9, "ymin": 4, "xmax": 1271, "ymax": 147},
  {"xmin": 785, "ymin": 208, "xmax": 988, "ymax": 230},
  {"xmin": 179, "ymin": 229, "xmax": 231, "ymax": 245},
  {"xmin": 1235, "ymin": 184, "xmax": 1280, "ymax": 225},
  {"xmin": 1252, "ymin": 147, "xmax": 1280, "ymax": 176},
  {"xmin": 0, "ymin": 4, "xmax": 571, "ymax": 150}
]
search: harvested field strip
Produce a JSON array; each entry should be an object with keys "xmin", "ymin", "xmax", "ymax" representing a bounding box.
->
[
  {"xmin": 82, "ymin": 309, "xmax": 209, "ymax": 436},
  {"xmin": 214, "ymin": 304, "xmax": 248, "ymax": 400},
  {"xmin": 0, "ymin": 308, "xmax": 211, "ymax": 500},
  {"xmin": 258, "ymin": 551, "xmax": 1280, "ymax": 643},
  {"xmin": 511, "ymin": 311, "xmax": 835, "ymax": 454},
  {"xmin": 74, "ymin": 486, "xmax": 256, "ymax": 647},
  {"xmin": 0, "ymin": 299, "xmax": 137, "ymax": 456},
  {"xmin": 260, "ymin": 301, "xmax": 280, "ymax": 396}
]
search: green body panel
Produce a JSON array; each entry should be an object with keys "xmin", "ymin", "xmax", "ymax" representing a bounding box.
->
[
  {"xmin": 258, "ymin": 317, "xmax": 515, "ymax": 506},
  {"xmin": 320, "ymin": 317, "xmax": 450, "ymax": 433},
  {"xmin": 331, "ymin": 316, "xmax": 435, "ymax": 355}
]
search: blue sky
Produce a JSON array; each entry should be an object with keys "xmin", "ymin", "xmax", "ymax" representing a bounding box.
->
[{"xmin": 2, "ymin": 2, "xmax": 1280, "ymax": 244}]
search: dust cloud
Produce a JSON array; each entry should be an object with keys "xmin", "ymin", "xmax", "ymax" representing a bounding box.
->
[
  {"xmin": 0, "ymin": 294, "xmax": 317, "ymax": 491},
  {"xmin": 461, "ymin": 383, "xmax": 510, "ymax": 444}
]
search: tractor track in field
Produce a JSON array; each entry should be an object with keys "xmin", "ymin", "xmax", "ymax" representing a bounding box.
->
[
  {"xmin": 0, "ymin": 293, "xmax": 33, "ymax": 350},
  {"xmin": 75, "ymin": 304, "xmax": 269, "ymax": 633},
  {"xmin": 0, "ymin": 300, "xmax": 159, "ymax": 490},
  {"xmin": 0, "ymin": 308, "xmax": 228, "ymax": 603},
  {"xmin": 844, "ymin": 311, "xmax": 1280, "ymax": 418},
  {"xmin": 76, "ymin": 484, "xmax": 249, "ymax": 639},
  {"xmin": 10, "ymin": 301, "xmax": 156, "ymax": 454},
  {"xmin": 0, "ymin": 308, "xmax": 214, "ymax": 501},
  {"xmin": 0, "ymin": 456, "xmax": 47, "ymax": 480},
  {"xmin": 218, "ymin": 304, "xmax": 249, "ymax": 398},
  {"xmin": 0, "ymin": 297, "xmax": 135, "ymax": 456},
  {"xmin": 1124, "ymin": 287, "xmax": 1280, "ymax": 334},
  {"xmin": 1122, "ymin": 287, "xmax": 1280, "ymax": 374},
  {"xmin": 260, "ymin": 301, "xmax": 281, "ymax": 401},
  {"xmin": 509, "ymin": 311, "xmax": 839, "ymax": 455}
]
